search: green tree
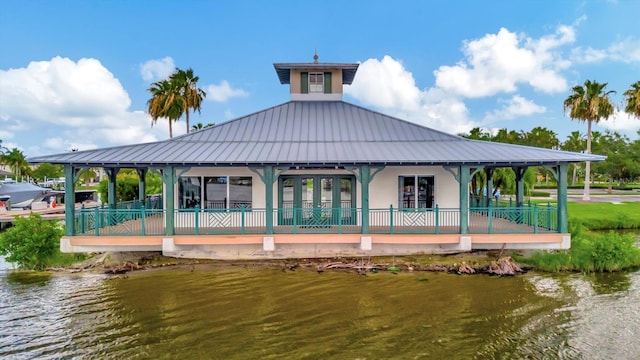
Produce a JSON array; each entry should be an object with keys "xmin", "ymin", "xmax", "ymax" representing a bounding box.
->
[
  {"xmin": 0, "ymin": 147, "xmax": 29, "ymax": 178},
  {"xmin": 98, "ymin": 169, "xmax": 162, "ymax": 204},
  {"xmin": 171, "ymin": 68, "xmax": 207, "ymax": 134},
  {"xmin": 563, "ymin": 80, "xmax": 616, "ymax": 200},
  {"xmin": 147, "ymin": 79, "xmax": 183, "ymax": 138},
  {"xmin": 0, "ymin": 213, "xmax": 64, "ymax": 270},
  {"xmin": 191, "ymin": 122, "xmax": 216, "ymax": 131},
  {"xmin": 31, "ymin": 163, "xmax": 64, "ymax": 182},
  {"xmin": 623, "ymin": 80, "xmax": 640, "ymax": 119}
]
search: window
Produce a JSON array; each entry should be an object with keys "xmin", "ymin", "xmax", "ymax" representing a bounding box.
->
[
  {"xmin": 399, "ymin": 176, "xmax": 434, "ymax": 209},
  {"xmin": 178, "ymin": 176, "xmax": 252, "ymax": 209},
  {"xmin": 178, "ymin": 176, "xmax": 201, "ymax": 209},
  {"xmin": 309, "ymin": 72, "xmax": 324, "ymax": 93}
]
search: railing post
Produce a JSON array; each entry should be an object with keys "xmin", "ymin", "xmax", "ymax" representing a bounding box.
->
[
  {"xmin": 94, "ymin": 206, "xmax": 100, "ymax": 236},
  {"xmin": 141, "ymin": 206, "xmax": 146, "ymax": 236},
  {"xmin": 435, "ymin": 204, "xmax": 439, "ymax": 235},
  {"xmin": 488, "ymin": 201, "xmax": 493, "ymax": 234},
  {"xmin": 338, "ymin": 206, "xmax": 343, "ymax": 234},
  {"xmin": 534, "ymin": 205, "xmax": 539, "ymax": 234},
  {"xmin": 241, "ymin": 206, "xmax": 245, "ymax": 235},
  {"xmin": 80, "ymin": 204, "xmax": 86, "ymax": 234},
  {"xmin": 195, "ymin": 205, "xmax": 200, "ymax": 235},
  {"xmin": 293, "ymin": 206, "xmax": 297, "ymax": 234},
  {"xmin": 389, "ymin": 205, "xmax": 394, "ymax": 234},
  {"xmin": 547, "ymin": 202, "xmax": 551, "ymax": 230}
]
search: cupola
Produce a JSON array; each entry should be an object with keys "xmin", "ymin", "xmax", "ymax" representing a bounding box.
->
[{"xmin": 273, "ymin": 53, "xmax": 359, "ymax": 101}]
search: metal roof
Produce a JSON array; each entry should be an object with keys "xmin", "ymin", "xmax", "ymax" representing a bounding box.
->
[
  {"xmin": 28, "ymin": 101, "xmax": 605, "ymax": 168},
  {"xmin": 273, "ymin": 63, "xmax": 359, "ymax": 85}
]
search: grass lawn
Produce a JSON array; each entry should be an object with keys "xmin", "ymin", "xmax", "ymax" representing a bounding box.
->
[{"xmin": 567, "ymin": 202, "xmax": 640, "ymax": 230}]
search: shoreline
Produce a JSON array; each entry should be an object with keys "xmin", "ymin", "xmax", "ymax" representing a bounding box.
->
[{"xmin": 46, "ymin": 250, "xmax": 531, "ymax": 277}]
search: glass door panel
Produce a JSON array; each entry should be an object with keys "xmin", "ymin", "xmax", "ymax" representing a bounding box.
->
[{"xmin": 280, "ymin": 178, "xmax": 295, "ymax": 224}]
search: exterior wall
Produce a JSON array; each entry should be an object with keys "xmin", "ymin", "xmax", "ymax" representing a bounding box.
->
[
  {"xmin": 290, "ymin": 68, "xmax": 343, "ymax": 95},
  {"xmin": 173, "ymin": 166, "xmax": 459, "ymax": 211},
  {"xmin": 369, "ymin": 166, "xmax": 459, "ymax": 209}
]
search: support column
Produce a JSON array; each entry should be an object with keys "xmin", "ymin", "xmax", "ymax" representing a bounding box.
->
[
  {"xmin": 360, "ymin": 165, "xmax": 371, "ymax": 234},
  {"xmin": 104, "ymin": 167, "xmax": 120, "ymax": 208},
  {"xmin": 264, "ymin": 165, "xmax": 274, "ymax": 235},
  {"xmin": 136, "ymin": 168, "xmax": 148, "ymax": 206},
  {"xmin": 556, "ymin": 163, "xmax": 569, "ymax": 233},
  {"xmin": 459, "ymin": 165, "xmax": 470, "ymax": 234},
  {"xmin": 512, "ymin": 166, "xmax": 527, "ymax": 207},
  {"xmin": 162, "ymin": 166, "xmax": 175, "ymax": 236},
  {"xmin": 63, "ymin": 165, "xmax": 76, "ymax": 236}
]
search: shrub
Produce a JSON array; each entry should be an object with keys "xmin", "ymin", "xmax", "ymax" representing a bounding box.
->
[{"xmin": 0, "ymin": 213, "xmax": 64, "ymax": 270}]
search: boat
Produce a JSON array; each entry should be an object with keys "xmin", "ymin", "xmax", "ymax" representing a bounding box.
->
[{"xmin": 0, "ymin": 179, "xmax": 54, "ymax": 209}]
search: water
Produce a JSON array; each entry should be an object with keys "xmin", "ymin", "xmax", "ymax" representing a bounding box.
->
[{"xmin": 1, "ymin": 254, "xmax": 639, "ymax": 360}]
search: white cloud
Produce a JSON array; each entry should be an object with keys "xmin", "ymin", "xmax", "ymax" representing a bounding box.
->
[
  {"xmin": 206, "ymin": 80, "xmax": 249, "ymax": 102},
  {"xmin": 345, "ymin": 56, "xmax": 477, "ymax": 134},
  {"xmin": 140, "ymin": 56, "xmax": 175, "ymax": 81},
  {"xmin": 484, "ymin": 95, "xmax": 546, "ymax": 122},
  {"xmin": 572, "ymin": 37, "xmax": 640, "ymax": 64},
  {"xmin": 0, "ymin": 56, "xmax": 171, "ymax": 156},
  {"xmin": 434, "ymin": 26, "xmax": 572, "ymax": 97},
  {"xmin": 598, "ymin": 110, "xmax": 640, "ymax": 132}
]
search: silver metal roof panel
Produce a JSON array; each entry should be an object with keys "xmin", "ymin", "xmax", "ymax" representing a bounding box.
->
[{"xmin": 28, "ymin": 101, "xmax": 605, "ymax": 167}]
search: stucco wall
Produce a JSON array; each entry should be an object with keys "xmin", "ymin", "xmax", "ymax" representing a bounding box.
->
[{"xmin": 175, "ymin": 166, "xmax": 460, "ymax": 210}]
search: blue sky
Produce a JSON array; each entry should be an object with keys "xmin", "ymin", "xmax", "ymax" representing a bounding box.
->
[{"xmin": 1, "ymin": 0, "xmax": 639, "ymax": 157}]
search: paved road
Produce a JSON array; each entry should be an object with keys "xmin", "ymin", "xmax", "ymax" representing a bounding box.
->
[{"xmin": 540, "ymin": 188, "xmax": 640, "ymax": 203}]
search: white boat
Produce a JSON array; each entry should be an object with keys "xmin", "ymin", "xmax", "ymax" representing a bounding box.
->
[{"xmin": 0, "ymin": 179, "xmax": 54, "ymax": 209}]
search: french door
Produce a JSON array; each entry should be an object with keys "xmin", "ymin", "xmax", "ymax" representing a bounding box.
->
[{"xmin": 278, "ymin": 175, "xmax": 356, "ymax": 226}]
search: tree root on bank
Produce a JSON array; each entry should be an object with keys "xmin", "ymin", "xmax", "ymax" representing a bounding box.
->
[
  {"xmin": 483, "ymin": 256, "xmax": 523, "ymax": 276},
  {"xmin": 103, "ymin": 261, "xmax": 144, "ymax": 274}
]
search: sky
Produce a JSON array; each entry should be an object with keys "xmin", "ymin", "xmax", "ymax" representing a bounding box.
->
[{"xmin": 1, "ymin": 0, "xmax": 639, "ymax": 158}]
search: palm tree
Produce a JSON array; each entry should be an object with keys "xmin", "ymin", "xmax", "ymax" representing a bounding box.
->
[
  {"xmin": 563, "ymin": 80, "xmax": 616, "ymax": 201},
  {"xmin": 170, "ymin": 68, "xmax": 206, "ymax": 134},
  {"xmin": 0, "ymin": 148, "xmax": 29, "ymax": 178},
  {"xmin": 561, "ymin": 131, "xmax": 586, "ymax": 185},
  {"xmin": 623, "ymin": 80, "xmax": 640, "ymax": 119},
  {"xmin": 147, "ymin": 79, "xmax": 183, "ymax": 138}
]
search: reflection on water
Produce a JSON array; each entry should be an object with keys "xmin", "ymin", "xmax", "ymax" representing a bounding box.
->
[{"xmin": 0, "ymin": 260, "xmax": 639, "ymax": 359}]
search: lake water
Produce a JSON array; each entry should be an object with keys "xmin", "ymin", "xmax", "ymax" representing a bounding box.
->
[{"xmin": 1, "ymin": 255, "xmax": 639, "ymax": 360}]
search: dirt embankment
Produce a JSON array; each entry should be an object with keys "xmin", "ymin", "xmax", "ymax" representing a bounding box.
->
[{"xmin": 53, "ymin": 251, "xmax": 530, "ymax": 277}]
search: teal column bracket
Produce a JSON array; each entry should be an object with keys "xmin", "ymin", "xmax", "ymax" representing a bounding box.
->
[
  {"xmin": 161, "ymin": 166, "xmax": 176, "ymax": 235},
  {"xmin": 136, "ymin": 168, "xmax": 148, "ymax": 205},
  {"xmin": 443, "ymin": 166, "xmax": 460, "ymax": 183},
  {"xmin": 250, "ymin": 166, "xmax": 279, "ymax": 235},
  {"xmin": 459, "ymin": 165, "xmax": 471, "ymax": 234},
  {"xmin": 63, "ymin": 165, "xmax": 76, "ymax": 236}
]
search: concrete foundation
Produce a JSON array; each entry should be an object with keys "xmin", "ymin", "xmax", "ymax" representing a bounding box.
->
[{"xmin": 60, "ymin": 233, "xmax": 570, "ymax": 259}]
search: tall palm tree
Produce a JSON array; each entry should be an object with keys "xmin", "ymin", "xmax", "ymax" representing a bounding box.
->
[
  {"xmin": 563, "ymin": 80, "xmax": 616, "ymax": 201},
  {"xmin": 191, "ymin": 122, "xmax": 216, "ymax": 131},
  {"xmin": 170, "ymin": 68, "xmax": 206, "ymax": 134},
  {"xmin": 561, "ymin": 131, "xmax": 586, "ymax": 185},
  {"xmin": 147, "ymin": 79, "xmax": 183, "ymax": 138},
  {"xmin": 0, "ymin": 148, "xmax": 29, "ymax": 178},
  {"xmin": 623, "ymin": 80, "xmax": 640, "ymax": 119}
]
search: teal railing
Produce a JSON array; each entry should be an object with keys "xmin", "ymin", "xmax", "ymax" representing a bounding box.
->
[{"xmin": 73, "ymin": 205, "xmax": 558, "ymax": 236}]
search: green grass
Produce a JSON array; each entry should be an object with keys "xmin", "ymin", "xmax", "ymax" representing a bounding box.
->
[
  {"xmin": 515, "ymin": 225, "xmax": 640, "ymax": 273},
  {"xmin": 567, "ymin": 202, "xmax": 640, "ymax": 230}
]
